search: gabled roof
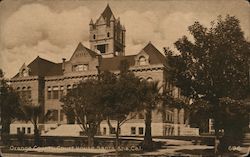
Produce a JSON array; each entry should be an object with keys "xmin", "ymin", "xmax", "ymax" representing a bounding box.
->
[
  {"xmin": 99, "ymin": 42, "xmax": 165, "ymax": 71},
  {"xmin": 12, "ymin": 56, "xmax": 63, "ymax": 78},
  {"xmin": 99, "ymin": 55, "xmax": 136, "ymax": 71},
  {"xmin": 70, "ymin": 42, "xmax": 99, "ymax": 60},
  {"xmin": 142, "ymin": 42, "xmax": 166, "ymax": 65},
  {"xmin": 101, "ymin": 4, "xmax": 115, "ymax": 21}
]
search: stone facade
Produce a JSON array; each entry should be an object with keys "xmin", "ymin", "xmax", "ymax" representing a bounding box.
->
[{"xmin": 10, "ymin": 5, "xmax": 199, "ymax": 136}]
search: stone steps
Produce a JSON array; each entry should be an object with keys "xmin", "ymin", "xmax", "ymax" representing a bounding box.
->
[{"xmin": 241, "ymin": 133, "xmax": 250, "ymax": 146}]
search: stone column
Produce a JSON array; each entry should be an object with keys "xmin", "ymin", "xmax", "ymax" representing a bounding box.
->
[{"xmin": 179, "ymin": 108, "xmax": 185, "ymax": 124}]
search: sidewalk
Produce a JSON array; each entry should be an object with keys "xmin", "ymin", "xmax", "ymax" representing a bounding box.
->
[{"xmin": 1, "ymin": 138, "xmax": 214, "ymax": 156}]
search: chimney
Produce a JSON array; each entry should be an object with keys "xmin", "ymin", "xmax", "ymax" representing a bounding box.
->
[{"xmin": 62, "ymin": 58, "xmax": 66, "ymax": 72}]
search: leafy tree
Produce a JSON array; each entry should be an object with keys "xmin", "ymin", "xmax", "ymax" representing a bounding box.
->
[
  {"xmin": 138, "ymin": 80, "xmax": 161, "ymax": 150},
  {"xmin": 18, "ymin": 102, "xmax": 44, "ymax": 146},
  {"xmin": 101, "ymin": 61, "xmax": 142, "ymax": 152},
  {"xmin": 0, "ymin": 69, "xmax": 21, "ymax": 138},
  {"xmin": 61, "ymin": 79, "xmax": 105, "ymax": 147},
  {"xmin": 165, "ymin": 15, "xmax": 250, "ymax": 153}
]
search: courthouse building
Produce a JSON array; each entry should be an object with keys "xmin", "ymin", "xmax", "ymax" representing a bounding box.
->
[{"xmin": 10, "ymin": 5, "xmax": 199, "ymax": 136}]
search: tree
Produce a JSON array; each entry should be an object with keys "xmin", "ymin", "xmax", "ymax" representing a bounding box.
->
[
  {"xmin": 138, "ymin": 80, "xmax": 161, "ymax": 150},
  {"xmin": 101, "ymin": 61, "xmax": 142, "ymax": 153},
  {"xmin": 18, "ymin": 102, "xmax": 44, "ymax": 146},
  {"xmin": 165, "ymin": 15, "xmax": 250, "ymax": 153},
  {"xmin": 61, "ymin": 79, "xmax": 105, "ymax": 147},
  {"xmin": 0, "ymin": 69, "xmax": 21, "ymax": 138}
]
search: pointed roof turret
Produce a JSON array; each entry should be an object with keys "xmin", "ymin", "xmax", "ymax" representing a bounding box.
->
[
  {"xmin": 101, "ymin": 4, "xmax": 115, "ymax": 21},
  {"xmin": 110, "ymin": 14, "xmax": 115, "ymax": 21}
]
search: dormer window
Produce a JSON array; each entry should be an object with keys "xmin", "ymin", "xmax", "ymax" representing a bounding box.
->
[{"xmin": 139, "ymin": 56, "xmax": 147, "ymax": 65}]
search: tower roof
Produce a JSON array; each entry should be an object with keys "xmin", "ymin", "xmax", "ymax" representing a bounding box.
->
[{"xmin": 101, "ymin": 4, "xmax": 115, "ymax": 21}]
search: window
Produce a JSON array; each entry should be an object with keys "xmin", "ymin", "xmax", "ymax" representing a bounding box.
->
[
  {"xmin": 60, "ymin": 109, "xmax": 64, "ymax": 121},
  {"xmin": 22, "ymin": 127, "xmax": 25, "ymax": 134},
  {"xmin": 147, "ymin": 77, "xmax": 153, "ymax": 82},
  {"xmin": 22, "ymin": 69, "xmax": 28, "ymax": 77},
  {"xmin": 47, "ymin": 86, "xmax": 52, "ymax": 99},
  {"xmin": 27, "ymin": 127, "xmax": 31, "ymax": 134},
  {"xmin": 139, "ymin": 56, "xmax": 147, "ymax": 65},
  {"xmin": 131, "ymin": 127, "xmax": 136, "ymax": 135},
  {"xmin": 27, "ymin": 86, "xmax": 31, "ymax": 99},
  {"xmin": 103, "ymin": 127, "xmax": 107, "ymax": 135},
  {"xmin": 97, "ymin": 44, "xmax": 106, "ymax": 53},
  {"xmin": 73, "ymin": 64, "xmax": 89, "ymax": 72},
  {"xmin": 67, "ymin": 85, "xmax": 72, "ymax": 93},
  {"xmin": 110, "ymin": 127, "xmax": 116, "ymax": 134},
  {"xmin": 93, "ymin": 34, "xmax": 96, "ymax": 39},
  {"xmin": 139, "ymin": 127, "xmax": 144, "ymax": 135},
  {"xmin": 59, "ymin": 86, "xmax": 64, "ymax": 98},
  {"xmin": 17, "ymin": 127, "xmax": 20, "ymax": 133},
  {"xmin": 83, "ymin": 64, "xmax": 89, "ymax": 71},
  {"xmin": 107, "ymin": 32, "xmax": 110, "ymax": 37},
  {"xmin": 52, "ymin": 86, "xmax": 59, "ymax": 99},
  {"xmin": 72, "ymin": 84, "xmax": 77, "ymax": 88}
]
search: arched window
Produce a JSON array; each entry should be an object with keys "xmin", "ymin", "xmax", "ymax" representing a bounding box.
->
[
  {"xmin": 139, "ymin": 77, "xmax": 144, "ymax": 82},
  {"xmin": 107, "ymin": 32, "xmax": 110, "ymax": 37},
  {"xmin": 22, "ymin": 69, "xmax": 28, "ymax": 77},
  {"xmin": 146, "ymin": 77, "xmax": 153, "ymax": 82},
  {"xmin": 139, "ymin": 56, "xmax": 147, "ymax": 65},
  {"xmin": 27, "ymin": 86, "xmax": 31, "ymax": 99},
  {"xmin": 93, "ymin": 34, "xmax": 96, "ymax": 39},
  {"xmin": 67, "ymin": 85, "xmax": 72, "ymax": 93}
]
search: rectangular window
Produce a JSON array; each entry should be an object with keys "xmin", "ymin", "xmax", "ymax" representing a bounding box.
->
[
  {"xmin": 131, "ymin": 127, "xmax": 136, "ymax": 135},
  {"xmin": 60, "ymin": 109, "xmax": 64, "ymax": 121},
  {"xmin": 83, "ymin": 64, "xmax": 88, "ymax": 71},
  {"xmin": 73, "ymin": 64, "xmax": 89, "ymax": 72},
  {"xmin": 52, "ymin": 86, "xmax": 59, "ymax": 99},
  {"xmin": 139, "ymin": 127, "xmax": 144, "ymax": 135},
  {"xmin": 17, "ymin": 127, "xmax": 20, "ymax": 133},
  {"xmin": 59, "ymin": 86, "xmax": 64, "ymax": 98},
  {"xmin": 97, "ymin": 44, "xmax": 106, "ymax": 53},
  {"xmin": 167, "ymin": 114, "xmax": 170, "ymax": 121},
  {"xmin": 103, "ymin": 127, "xmax": 107, "ymax": 135},
  {"xmin": 27, "ymin": 127, "xmax": 31, "ymax": 134},
  {"xmin": 110, "ymin": 127, "xmax": 116, "ymax": 134},
  {"xmin": 22, "ymin": 127, "xmax": 25, "ymax": 134},
  {"xmin": 47, "ymin": 86, "xmax": 52, "ymax": 99}
]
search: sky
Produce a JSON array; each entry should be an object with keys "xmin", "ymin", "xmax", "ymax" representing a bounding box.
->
[{"xmin": 0, "ymin": 0, "xmax": 249, "ymax": 78}]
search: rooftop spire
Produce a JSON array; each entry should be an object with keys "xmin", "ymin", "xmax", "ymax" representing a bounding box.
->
[{"xmin": 101, "ymin": 4, "xmax": 114, "ymax": 20}]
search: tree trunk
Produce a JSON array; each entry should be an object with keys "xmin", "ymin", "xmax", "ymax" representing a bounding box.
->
[
  {"xmin": 33, "ymin": 123, "xmax": 40, "ymax": 146},
  {"xmin": 115, "ymin": 121, "xmax": 120, "ymax": 156},
  {"xmin": 143, "ymin": 108, "xmax": 153, "ymax": 151},
  {"xmin": 87, "ymin": 133, "xmax": 94, "ymax": 147},
  {"xmin": 212, "ymin": 99, "xmax": 220, "ymax": 156}
]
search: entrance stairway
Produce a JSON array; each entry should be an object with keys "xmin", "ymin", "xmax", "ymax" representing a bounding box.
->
[{"xmin": 239, "ymin": 133, "xmax": 250, "ymax": 156}]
